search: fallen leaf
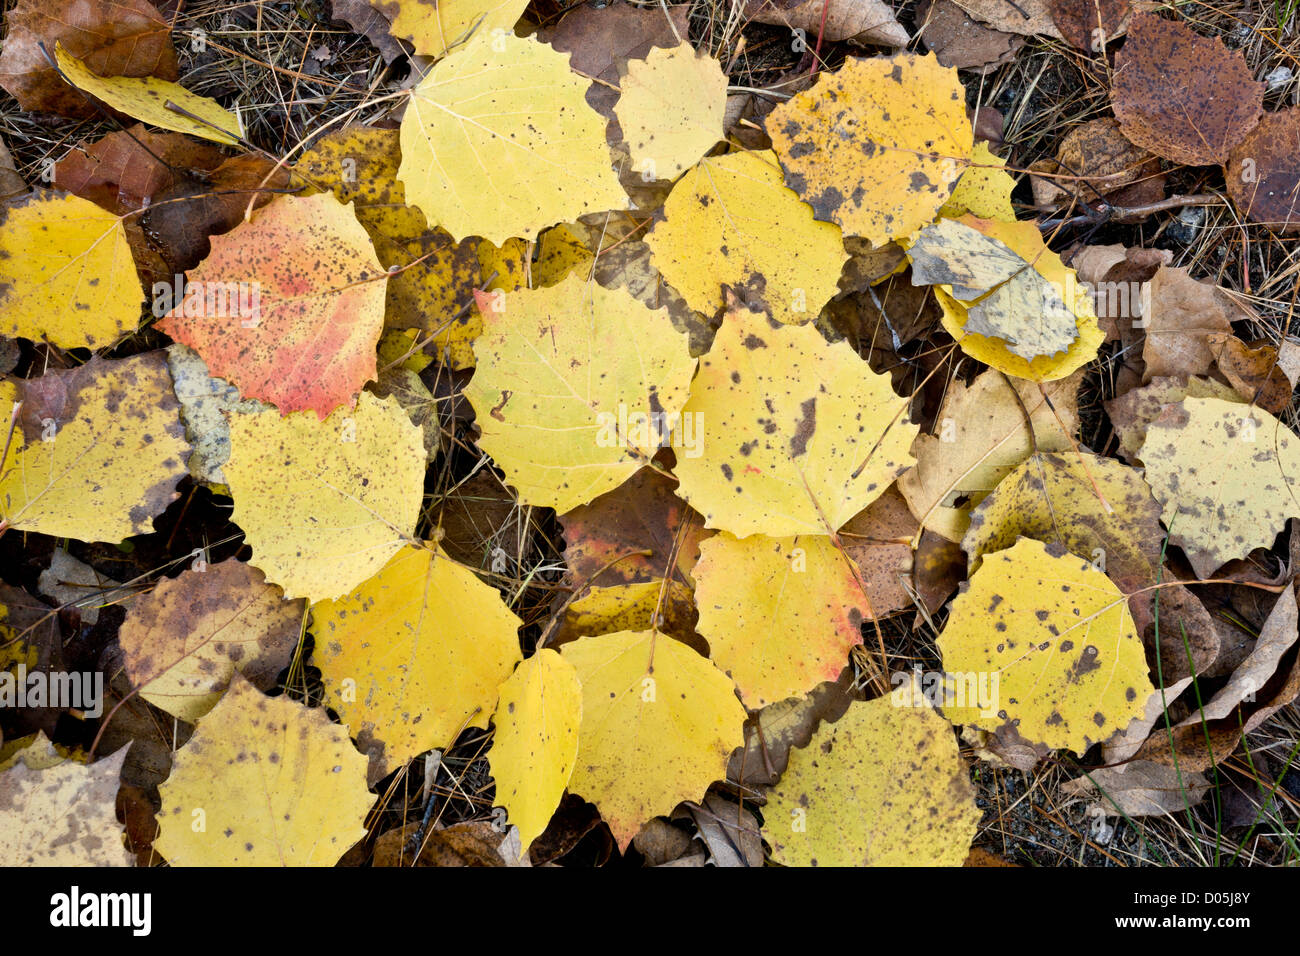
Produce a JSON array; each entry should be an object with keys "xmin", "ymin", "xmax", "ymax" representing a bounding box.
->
[
  {"xmin": 1111, "ymin": 14, "xmax": 1263, "ymax": 166},
  {"xmin": 767, "ymin": 52, "xmax": 973, "ymax": 245},
  {"xmin": 1065, "ymin": 761, "xmax": 1208, "ymax": 817},
  {"xmin": 313, "ymin": 543, "xmax": 523, "ymax": 782},
  {"xmin": 0, "ymin": 353, "xmax": 189, "ymax": 541},
  {"xmin": 1139, "ymin": 396, "xmax": 1300, "ymax": 578},
  {"xmin": 938, "ymin": 537, "xmax": 1153, "ymax": 753},
  {"xmin": 1140, "ymin": 265, "xmax": 1242, "ymax": 383},
  {"xmin": 838, "ymin": 485, "xmax": 919, "ymax": 618},
  {"xmin": 398, "ymin": 32, "xmax": 626, "ymax": 244},
  {"xmin": 0, "ymin": 190, "xmax": 140, "ymax": 348},
  {"xmin": 1104, "ymin": 374, "xmax": 1241, "ymax": 462},
  {"xmin": 1225, "ymin": 106, "xmax": 1300, "ymax": 234},
  {"xmin": 153, "ymin": 674, "xmax": 375, "ymax": 866},
  {"xmin": 222, "ymin": 392, "xmax": 425, "ymax": 602},
  {"xmin": 951, "ymin": 0, "xmax": 1062, "ymax": 37},
  {"xmin": 1209, "ymin": 333, "xmax": 1293, "ymax": 414},
  {"xmin": 379, "ymin": 0, "xmax": 529, "ymax": 58},
  {"xmin": 940, "ymin": 142, "xmax": 1017, "ymax": 221},
  {"xmin": 694, "ymin": 533, "xmax": 868, "ymax": 709},
  {"xmin": 916, "ymin": 0, "xmax": 1023, "ymax": 74},
  {"xmin": 742, "ymin": 0, "xmax": 909, "ymax": 46},
  {"xmin": 645, "ymin": 149, "xmax": 848, "ymax": 324},
  {"xmin": 765, "ymin": 689, "xmax": 981, "ymax": 866},
  {"xmin": 1047, "ymin": 0, "xmax": 1130, "ymax": 51},
  {"xmin": 165, "ymin": 344, "xmax": 268, "ymax": 487},
  {"xmin": 331, "ymin": 0, "xmax": 406, "ymax": 62},
  {"xmin": 119, "ymin": 560, "xmax": 303, "ymax": 722},
  {"xmin": 488, "ymin": 649, "xmax": 582, "ymax": 856},
  {"xmin": 158, "ymin": 192, "xmax": 387, "ymax": 418},
  {"xmin": 674, "ymin": 297, "xmax": 917, "ymax": 537},
  {"xmin": 560, "ymin": 630, "xmax": 745, "ymax": 850}
]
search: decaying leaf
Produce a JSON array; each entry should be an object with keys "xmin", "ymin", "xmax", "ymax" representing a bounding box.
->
[
  {"xmin": 1111, "ymin": 14, "xmax": 1263, "ymax": 167},
  {"xmin": 313, "ymin": 543, "xmax": 523, "ymax": 782},
  {"xmin": 694, "ymin": 533, "xmax": 869, "ymax": 709},
  {"xmin": 765, "ymin": 690, "xmax": 981, "ymax": 866},
  {"xmin": 464, "ymin": 274, "xmax": 695, "ymax": 513},
  {"xmin": 1047, "ymin": 0, "xmax": 1130, "ymax": 51},
  {"xmin": 119, "ymin": 560, "xmax": 304, "ymax": 722},
  {"xmin": 916, "ymin": 0, "xmax": 1023, "ymax": 74},
  {"xmin": 488, "ymin": 649, "xmax": 582, "ymax": 856},
  {"xmin": 158, "ymin": 192, "xmax": 387, "ymax": 419},
  {"xmin": 1225, "ymin": 106, "xmax": 1300, "ymax": 235},
  {"xmin": 646, "ymin": 149, "xmax": 848, "ymax": 324},
  {"xmin": 379, "ymin": 0, "xmax": 529, "ymax": 58},
  {"xmin": 1105, "ymin": 375, "xmax": 1242, "ymax": 462},
  {"xmin": 767, "ymin": 52, "xmax": 973, "ymax": 246},
  {"xmin": 398, "ymin": 32, "xmax": 626, "ymax": 244},
  {"xmin": 165, "ymin": 344, "xmax": 268, "ymax": 487},
  {"xmin": 0, "ymin": 741, "xmax": 131, "ymax": 865},
  {"xmin": 560, "ymin": 630, "xmax": 745, "ymax": 850},
  {"xmin": 1139, "ymin": 265, "xmax": 1242, "ymax": 383},
  {"xmin": 1139, "ymin": 396, "xmax": 1300, "ymax": 578},
  {"xmin": 0, "ymin": 353, "xmax": 189, "ymax": 541},
  {"xmin": 743, "ymin": 0, "xmax": 909, "ymax": 47},
  {"xmin": 674, "ymin": 298, "xmax": 917, "ymax": 537},
  {"xmin": 938, "ymin": 537, "xmax": 1153, "ymax": 754},
  {"xmin": 222, "ymin": 392, "xmax": 425, "ymax": 602},
  {"xmin": 154, "ymin": 675, "xmax": 375, "ymax": 866}
]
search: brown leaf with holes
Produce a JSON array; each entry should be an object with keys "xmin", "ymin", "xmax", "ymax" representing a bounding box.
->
[
  {"xmin": 0, "ymin": 0, "xmax": 178, "ymax": 118},
  {"xmin": 1111, "ymin": 14, "xmax": 1263, "ymax": 166}
]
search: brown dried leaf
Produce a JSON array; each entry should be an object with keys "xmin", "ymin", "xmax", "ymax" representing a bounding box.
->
[
  {"xmin": 1047, "ymin": 0, "xmax": 1130, "ymax": 51},
  {"xmin": 743, "ymin": 0, "xmax": 909, "ymax": 46},
  {"xmin": 917, "ymin": 0, "xmax": 1022, "ymax": 73},
  {"xmin": 1141, "ymin": 266, "xmax": 1244, "ymax": 382},
  {"xmin": 1226, "ymin": 106, "xmax": 1300, "ymax": 234}
]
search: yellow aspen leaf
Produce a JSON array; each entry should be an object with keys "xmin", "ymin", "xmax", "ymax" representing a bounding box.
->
[
  {"xmin": 1139, "ymin": 396, "xmax": 1300, "ymax": 578},
  {"xmin": 930, "ymin": 217, "xmax": 1102, "ymax": 381},
  {"xmin": 907, "ymin": 216, "xmax": 1078, "ymax": 359},
  {"xmin": 533, "ymin": 224, "xmax": 595, "ymax": 287},
  {"xmin": 0, "ymin": 191, "xmax": 140, "ymax": 348},
  {"xmin": 0, "ymin": 353, "xmax": 189, "ymax": 541},
  {"xmin": 154, "ymin": 674, "xmax": 375, "ymax": 866},
  {"xmin": 297, "ymin": 126, "xmax": 481, "ymax": 359},
  {"xmin": 940, "ymin": 142, "xmax": 1016, "ymax": 221},
  {"xmin": 54, "ymin": 42, "xmax": 242, "ymax": 146},
  {"xmin": 560, "ymin": 630, "xmax": 745, "ymax": 850},
  {"xmin": 767, "ymin": 52, "xmax": 972, "ymax": 246},
  {"xmin": 312, "ymin": 543, "xmax": 523, "ymax": 781},
  {"xmin": 478, "ymin": 236, "xmax": 530, "ymax": 294},
  {"xmin": 0, "ymin": 742, "xmax": 131, "ymax": 866},
  {"xmin": 614, "ymin": 44, "xmax": 727, "ymax": 181},
  {"xmin": 464, "ymin": 274, "xmax": 695, "ymax": 513},
  {"xmin": 381, "ymin": 0, "xmax": 529, "ymax": 58},
  {"xmin": 118, "ymin": 560, "xmax": 304, "ymax": 722},
  {"xmin": 938, "ymin": 537, "xmax": 1153, "ymax": 753},
  {"xmin": 488, "ymin": 649, "xmax": 582, "ymax": 856},
  {"xmin": 377, "ymin": 329, "xmax": 435, "ymax": 374},
  {"xmin": 898, "ymin": 367, "xmax": 1081, "ymax": 542},
  {"xmin": 222, "ymin": 392, "xmax": 425, "ymax": 603},
  {"xmin": 694, "ymin": 533, "xmax": 868, "ymax": 709},
  {"xmin": 558, "ymin": 580, "xmax": 698, "ymax": 643},
  {"xmin": 157, "ymin": 192, "xmax": 387, "ymax": 418},
  {"xmin": 765, "ymin": 691, "xmax": 980, "ymax": 866},
  {"xmin": 398, "ymin": 32, "xmax": 626, "ymax": 244},
  {"xmin": 674, "ymin": 298, "xmax": 917, "ymax": 537},
  {"xmin": 645, "ymin": 149, "xmax": 848, "ymax": 324}
]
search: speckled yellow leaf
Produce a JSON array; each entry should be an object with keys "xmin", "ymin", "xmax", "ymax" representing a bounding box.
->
[
  {"xmin": 560, "ymin": 630, "xmax": 745, "ymax": 850},
  {"xmin": 398, "ymin": 32, "xmax": 626, "ymax": 244},
  {"xmin": 940, "ymin": 142, "xmax": 1016, "ymax": 221},
  {"xmin": 1139, "ymin": 396, "xmax": 1300, "ymax": 578},
  {"xmin": 297, "ymin": 126, "xmax": 481, "ymax": 362},
  {"xmin": 0, "ymin": 191, "xmax": 140, "ymax": 348},
  {"xmin": 312, "ymin": 543, "xmax": 522, "ymax": 781},
  {"xmin": 614, "ymin": 44, "xmax": 727, "ymax": 181},
  {"xmin": 645, "ymin": 149, "xmax": 847, "ymax": 324},
  {"xmin": 381, "ymin": 0, "xmax": 529, "ymax": 57},
  {"xmin": 674, "ymin": 299, "xmax": 917, "ymax": 537},
  {"xmin": 464, "ymin": 274, "xmax": 695, "ymax": 513},
  {"xmin": 931, "ymin": 218, "xmax": 1102, "ymax": 381},
  {"xmin": 938, "ymin": 537, "xmax": 1153, "ymax": 753},
  {"xmin": 767, "ymin": 52, "xmax": 972, "ymax": 245},
  {"xmin": 907, "ymin": 216, "xmax": 1078, "ymax": 360},
  {"xmin": 0, "ymin": 742, "xmax": 131, "ymax": 866},
  {"xmin": 154, "ymin": 674, "xmax": 375, "ymax": 866},
  {"xmin": 118, "ymin": 559, "xmax": 304, "ymax": 722},
  {"xmin": 533, "ymin": 224, "xmax": 594, "ymax": 287},
  {"xmin": 898, "ymin": 367, "xmax": 1081, "ymax": 541},
  {"xmin": 0, "ymin": 353, "xmax": 189, "ymax": 541},
  {"xmin": 223, "ymin": 391, "xmax": 424, "ymax": 603},
  {"xmin": 55, "ymin": 43, "xmax": 241, "ymax": 145},
  {"xmin": 765, "ymin": 691, "xmax": 980, "ymax": 866},
  {"xmin": 694, "ymin": 533, "xmax": 868, "ymax": 709},
  {"xmin": 488, "ymin": 649, "xmax": 581, "ymax": 855}
]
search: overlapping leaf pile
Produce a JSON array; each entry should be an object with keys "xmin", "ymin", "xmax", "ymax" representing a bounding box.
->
[{"xmin": 2, "ymin": 0, "xmax": 1299, "ymax": 869}]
